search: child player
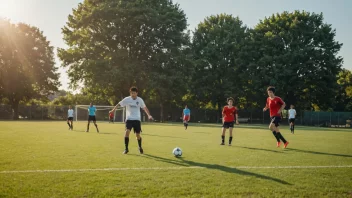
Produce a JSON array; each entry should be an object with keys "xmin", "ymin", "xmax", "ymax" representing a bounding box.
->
[
  {"xmin": 263, "ymin": 86, "xmax": 289, "ymax": 148},
  {"xmin": 221, "ymin": 97, "xmax": 239, "ymax": 146},
  {"xmin": 182, "ymin": 105, "xmax": 191, "ymax": 130}
]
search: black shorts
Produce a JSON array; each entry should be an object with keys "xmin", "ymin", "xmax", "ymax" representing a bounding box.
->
[
  {"xmin": 67, "ymin": 117, "xmax": 73, "ymax": 121},
  {"xmin": 126, "ymin": 120, "xmax": 142, "ymax": 133},
  {"xmin": 88, "ymin": 115, "xmax": 96, "ymax": 121},
  {"xmin": 289, "ymin": 118, "xmax": 295, "ymax": 124},
  {"xmin": 222, "ymin": 121, "xmax": 235, "ymax": 129},
  {"xmin": 271, "ymin": 116, "xmax": 281, "ymax": 127}
]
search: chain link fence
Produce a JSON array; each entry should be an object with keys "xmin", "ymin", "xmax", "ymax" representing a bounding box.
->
[{"xmin": 1, "ymin": 104, "xmax": 351, "ymax": 128}]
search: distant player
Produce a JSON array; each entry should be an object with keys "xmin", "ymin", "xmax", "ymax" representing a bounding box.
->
[
  {"xmin": 109, "ymin": 111, "xmax": 114, "ymax": 123},
  {"xmin": 221, "ymin": 97, "xmax": 239, "ymax": 146},
  {"xmin": 110, "ymin": 86, "xmax": 153, "ymax": 154},
  {"xmin": 288, "ymin": 105, "xmax": 296, "ymax": 134},
  {"xmin": 182, "ymin": 105, "xmax": 191, "ymax": 130},
  {"xmin": 263, "ymin": 86, "xmax": 289, "ymax": 148},
  {"xmin": 86, "ymin": 102, "xmax": 99, "ymax": 133},
  {"xmin": 67, "ymin": 105, "xmax": 74, "ymax": 130}
]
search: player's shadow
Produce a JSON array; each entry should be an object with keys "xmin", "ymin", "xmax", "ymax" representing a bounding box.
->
[
  {"xmin": 285, "ymin": 148, "xmax": 352, "ymax": 158},
  {"xmin": 142, "ymin": 154, "xmax": 291, "ymax": 185},
  {"xmin": 143, "ymin": 134, "xmax": 187, "ymax": 139},
  {"xmin": 235, "ymin": 146, "xmax": 284, "ymax": 153}
]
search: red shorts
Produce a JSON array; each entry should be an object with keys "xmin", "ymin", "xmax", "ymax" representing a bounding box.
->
[{"xmin": 183, "ymin": 115, "xmax": 190, "ymax": 121}]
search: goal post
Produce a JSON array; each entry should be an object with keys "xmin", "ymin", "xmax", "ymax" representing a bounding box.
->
[{"xmin": 74, "ymin": 105, "xmax": 125, "ymax": 122}]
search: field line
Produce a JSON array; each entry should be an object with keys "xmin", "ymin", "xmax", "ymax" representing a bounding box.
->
[{"xmin": 1, "ymin": 165, "xmax": 352, "ymax": 174}]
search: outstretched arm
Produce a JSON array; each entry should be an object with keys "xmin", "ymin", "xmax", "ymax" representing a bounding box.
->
[
  {"xmin": 110, "ymin": 103, "xmax": 121, "ymax": 113},
  {"xmin": 143, "ymin": 106, "xmax": 153, "ymax": 120}
]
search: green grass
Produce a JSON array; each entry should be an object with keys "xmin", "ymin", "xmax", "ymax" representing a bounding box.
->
[{"xmin": 0, "ymin": 121, "xmax": 351, "ymax": 198}]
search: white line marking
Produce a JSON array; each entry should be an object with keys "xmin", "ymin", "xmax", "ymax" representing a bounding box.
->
[{"xmin": 1, "ymin": 165, "xmax": 351, "ymax": 174}]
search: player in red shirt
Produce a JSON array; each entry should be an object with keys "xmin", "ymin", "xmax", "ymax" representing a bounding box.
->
[
  {"xmin": 263, "ymin": 86, "xmax": 289, "ymax": 148},
  {"xmin": 221, "ymin": 97, "xmax": 239, "ymax": 146},
  {"xmin": 109, "ymin": 111, "xmax": 114, "ymax": 123}
]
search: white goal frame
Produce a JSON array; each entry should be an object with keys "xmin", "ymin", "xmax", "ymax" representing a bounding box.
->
[{"xmin": 74, "ymin": 105, "xmax": 125, "ymax": 122}]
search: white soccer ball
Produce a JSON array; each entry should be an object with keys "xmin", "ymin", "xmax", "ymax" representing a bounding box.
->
[{"xmin": 172, "ymin": 147, "xmax": 182, "ymax": 157}]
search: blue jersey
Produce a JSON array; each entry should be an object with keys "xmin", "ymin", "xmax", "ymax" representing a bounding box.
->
[
  {"xmin": 183, "ymin": 108, "xmax": 190, "ymax": 116},
  {"xmin": 88, "ymin": 106, "xmax": 96, "ymax": 116}
]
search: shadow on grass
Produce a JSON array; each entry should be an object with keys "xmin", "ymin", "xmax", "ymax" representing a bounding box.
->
[
  {"xmin": 235, "ymin": 146, "xmax": 284, "ymax": 153},
  {"xmin": 142, "ymin": 134, "xmax": 187, "ymax": 139},
  {"xmin": 285, "ymin": 148, "xmax": 352, "ymax": 158},
  {"xmin": 142, "ymin": 154, "xmax": 291, "ymax": 185}
]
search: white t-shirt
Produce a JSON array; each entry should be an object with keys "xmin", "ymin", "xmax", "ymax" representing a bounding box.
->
[
  {"xmin": 288, "ymin": 109, "xmax": 296, "ymax": 119},
  {"xmin": 68, "ymin": 109, "xmax": 74, "ymax": 117},
  {"xmin": 119, "ymin": 96, "xmax": 146, "ymax": 121}
]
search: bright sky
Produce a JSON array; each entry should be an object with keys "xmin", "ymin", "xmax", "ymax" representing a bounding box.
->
[{"xmin": 0, "ymin": 0, "xmax": 351, "ymax": 91}]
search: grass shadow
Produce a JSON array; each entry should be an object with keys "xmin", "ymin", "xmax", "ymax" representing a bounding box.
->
[
  {"xmin": 142, "ymin": 134, "xmax": 187, "ymax": 139},
  {"xmin": 285, "ymin": 148, "xmax": 352, "ymax": 158},
  {"xmin": 235, "ymin": 146, "xmax": 284, "ymax": 153},
  {"xmin": 142, "ymin": 154, "xmax": 291, "ymax": 185}
]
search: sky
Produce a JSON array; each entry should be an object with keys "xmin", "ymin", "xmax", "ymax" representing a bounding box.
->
[{"xmin": 0, "ymin": 0, "xmax": 351, "ymax": 91}]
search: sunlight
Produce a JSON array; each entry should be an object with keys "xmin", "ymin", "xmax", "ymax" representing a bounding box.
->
[{"xmin": 0, "ymin": 0, "xmax": 18, "ymax": 18}]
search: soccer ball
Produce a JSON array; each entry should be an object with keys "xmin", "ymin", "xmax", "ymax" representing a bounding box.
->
[{"xmin": 172, "ymin": 147, "xmax": 182, "ymax": 157}]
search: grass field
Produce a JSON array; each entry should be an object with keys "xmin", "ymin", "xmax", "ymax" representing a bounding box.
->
[{"xmin": 0, "ymin": 121, "xmax": 352, "ymax": 198}]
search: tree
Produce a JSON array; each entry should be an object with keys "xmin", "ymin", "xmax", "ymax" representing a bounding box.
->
[
  {"xmin": 58, "ymin": 0, "xmax": 191, "ymax": 121},
  {"xmin": 335, "ymin": 69, "xmax": 352, "ymax": 111},
  {"xmin": 191, "ymin": 14, "xmax": 248, "ymax": 115},
  {"xmin": 245, "ymin": 11, "xmax": 343, "ymax": 110},
  {"xmin": 0, "ymin": 19, "xmax": 60, "ymax": 119}
]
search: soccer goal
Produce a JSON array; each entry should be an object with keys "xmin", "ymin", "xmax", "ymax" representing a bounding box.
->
[{"xmin": 74, "ymin": 105, "xmax": 125, "ymax": 122}]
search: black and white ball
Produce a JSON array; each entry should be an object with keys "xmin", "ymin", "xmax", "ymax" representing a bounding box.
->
[{"xmin": 172, "ymin": 147, "xmax": 182, "ymax": 157}]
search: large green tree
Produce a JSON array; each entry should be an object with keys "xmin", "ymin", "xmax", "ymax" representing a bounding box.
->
[
  {"xmin": 191, "ymin": 14, "xmax": 248, "ymax": 114},
  {"xmin": 245, "ymin": 11, "xmax": 343, "ymax": 110},
  {"xmin": 58, "ymin": 0, "xmax": 191, "ymax": 121},
  {"xmin": 0, "ymin": 20, "xmax": 60, "ymax": 119},
  {"xmin": 335, "ymin": 69, "xmax": 352, "ymax": 111}
]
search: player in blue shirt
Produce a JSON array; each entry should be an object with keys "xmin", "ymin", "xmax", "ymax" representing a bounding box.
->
[
  {"xmin": 86, "ymin": 102, "xmax": 99, "ymax": 133},
  {"xmin": 182, "ymin": 105, "xmax": 191, "ymax": 130}
]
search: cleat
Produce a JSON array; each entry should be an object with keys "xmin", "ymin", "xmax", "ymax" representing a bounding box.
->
[
  {"xmin": 277, "ymin": 142, "xmax": 281, "ymax": 147},
  {"xmin": 228, "ymin": 143, "xmax": 232, "ymax": 146},
  {"xmin": 139, "ymin": 147, "xmax": 144, "ymax": 154},
  {"xmin": 284, "ymin": 142, "xmax": 289, "ymax": 149},
  {"xmin": 220, "ymin": 142, "xmax": 225, "ymax": 145},
  {"xmin": 86, "ymin": 130, "xmax": 89, "ymax": 132},
  {"xmin": 97, "ymin": 129, "xmax": 99, "ymax": 133},
  {"xmin": 123, "ymin": 149, "xmax": 129, "ymax": 154}
]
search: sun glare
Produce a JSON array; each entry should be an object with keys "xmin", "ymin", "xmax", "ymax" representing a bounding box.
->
[{"xmin": 0, "ymin": 0, "xmax": 19, "ymax": 19}]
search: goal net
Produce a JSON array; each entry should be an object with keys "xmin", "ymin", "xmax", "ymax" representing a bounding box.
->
[{"xmin": 75, "ymin": 105, "xmax": 125, "ymax": 122}]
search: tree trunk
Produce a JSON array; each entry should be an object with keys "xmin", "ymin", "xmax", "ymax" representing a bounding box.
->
[
  {"xmin": 160, "ymin": 103, "xmax": 164, "ymax": 122},
  {"xmin": 12, "ymin": 100, "xmax": 19, "ymax": 120}
]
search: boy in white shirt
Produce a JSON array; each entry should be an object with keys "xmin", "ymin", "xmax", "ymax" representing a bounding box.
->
[
  {"xmin": 110, "ymin": 87, "xmax": 153, "ymax": 154},
  {"xmin": 67, "ymin": 105, "xmax": 74, "ymax": 130},
  {"xmin": 288, "ymin": 105, "xmax": 296, "ymax": 134}
]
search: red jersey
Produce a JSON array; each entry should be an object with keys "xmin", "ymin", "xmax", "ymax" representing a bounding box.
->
[
  {"xmin": 109, "ymin": 112, "xmax": 114, "ymax": 118},
  {"xmin": 222, "ymin": 106, "xmax": 237, "ymax": 122},
  {"xmin": 266, "ymin": 97, "xmax": 284, "ymax": 117}
]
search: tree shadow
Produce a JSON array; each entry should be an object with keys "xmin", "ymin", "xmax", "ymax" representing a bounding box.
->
[
  {"xmin": 142, "ymin": 134, "xmax": 187, "ymax": 139},
  {"xmin": 142, "ymin": 154, "xmax": 291, "ymax": 185},
  {"xmin": 285, "ymin": 148, "xmax": 352, "ymax": 158},
  {"xmin": 235, "ymin": 146, "xmax": 284, "ymax": 153}
]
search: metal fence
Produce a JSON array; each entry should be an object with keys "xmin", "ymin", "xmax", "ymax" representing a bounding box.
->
[{"xmin": 1, "ymin": 104, "xmax": 352, "ymax": 128}]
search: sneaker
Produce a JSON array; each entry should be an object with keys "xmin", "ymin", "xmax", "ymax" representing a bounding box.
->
[
  {"xmin": 277, "ymin": 142, "xmax": 281, "ymax": 147},
  {"xmin": 220, "ymin": 142, "xmax": 225, "ymax": 145},
  {"xmin": 139, "ymin": 147, "xmax": 144, "ymax": 154},
  {"xmin": 123, "ymin": 149, "xmax": 129, "ymax": 154},
  {"xmin": 86, "ymin": 130, "xmax": 89, "ymax": 132},
  {"xmin": 284, "ymin": 142, "xmax": 289, "ymax": 149},
  {"xmin": 228, "ymin": 143, "xmax": 232, "ymax": 146}
]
